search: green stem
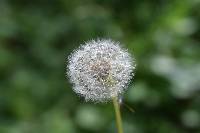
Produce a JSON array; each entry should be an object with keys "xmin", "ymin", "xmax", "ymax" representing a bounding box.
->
[{"xmin": 113, "ymin": 97, "xmax": 123, "ymax": 133}]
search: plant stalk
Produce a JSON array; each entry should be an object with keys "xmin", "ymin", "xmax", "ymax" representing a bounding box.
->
[{"xmin": 113, "ymin": 97, "xmax": 123, "ymax": 133}]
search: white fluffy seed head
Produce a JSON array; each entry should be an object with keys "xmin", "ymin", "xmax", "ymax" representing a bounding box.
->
[{"xmin": 67, "ymin": 39, "xmax": 136, "ymax": 102}]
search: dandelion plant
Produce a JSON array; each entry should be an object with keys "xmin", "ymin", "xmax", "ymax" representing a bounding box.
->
[{"xmin": 67, "ymin": 39, "xmax": 136, "ymax": 133}]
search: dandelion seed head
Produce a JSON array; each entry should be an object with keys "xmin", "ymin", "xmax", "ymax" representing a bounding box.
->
[{"xmin": 67, "ymin": 39, "xmax": 136, "ymax": 102}]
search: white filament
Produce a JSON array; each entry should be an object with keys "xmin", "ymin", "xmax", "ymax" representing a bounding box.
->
[{"xmin": 67, "ymin": 39, "xmax": 136, "ymax": 102}]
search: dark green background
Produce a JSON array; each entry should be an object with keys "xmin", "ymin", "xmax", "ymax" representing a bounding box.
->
[{"xmin": 0, "ymin": 0, "xmax": 200, "ymax": 133}]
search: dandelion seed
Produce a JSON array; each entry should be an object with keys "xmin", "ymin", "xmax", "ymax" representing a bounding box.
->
[{"xmin": 67, "ymin": 39, "xmax": 136, "ymax": 102}]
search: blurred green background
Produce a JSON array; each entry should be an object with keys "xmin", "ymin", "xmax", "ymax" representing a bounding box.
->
[{"xmin": 0, "ymin": 0, "xmax": 200, "ymax": 133}]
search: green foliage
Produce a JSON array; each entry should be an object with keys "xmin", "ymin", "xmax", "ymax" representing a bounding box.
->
[{"xmin": 0, "ymin": 0, "xmax": 200, "ymax": 132}]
